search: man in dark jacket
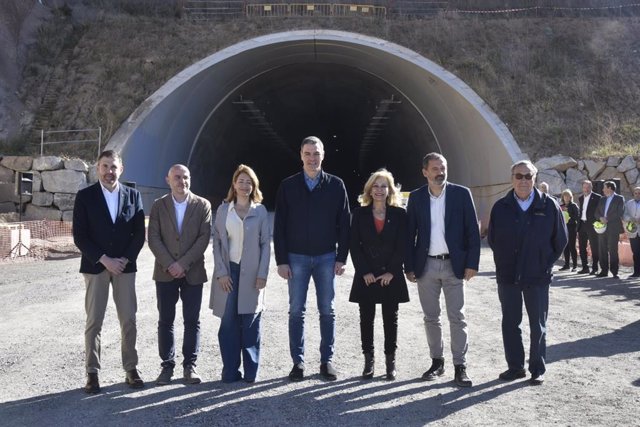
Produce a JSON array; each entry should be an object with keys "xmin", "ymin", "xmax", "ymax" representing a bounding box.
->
[
  {"xmin": 577, "ymin": 180, "xmax": 601, "ymax": 275},
  {"xmin": 273, "ymin": 136, "xmax": 350, "ymax": 382},
  {"xmin": 488, "ymin": 160, "xmax": 567, "ymax": 386},
  {"xmin": 594, "ymin": 181, "xmax": 625, "ymax": 278},
  {"xmin": 405, "ymin": 153, "xmax": 481, "ymax": 388},
  {"xmin": 73, "ymin": 150, "xmax": 146, "ymax": 393}
]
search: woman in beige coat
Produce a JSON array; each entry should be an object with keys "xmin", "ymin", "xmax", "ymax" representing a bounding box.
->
[{"xmin": 211, "ymin": 164, "xmax": 270, "ymax": 383}]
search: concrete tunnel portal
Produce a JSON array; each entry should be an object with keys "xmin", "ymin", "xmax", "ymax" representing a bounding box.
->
[{"xmin": 108, "ymin": 30, "xmax": 527, "ymax": 225}]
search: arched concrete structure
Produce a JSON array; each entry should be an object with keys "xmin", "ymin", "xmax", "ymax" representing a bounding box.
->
[{"xmin": 108, "ymin": 29, "xmax": 527, "ymax": 225}]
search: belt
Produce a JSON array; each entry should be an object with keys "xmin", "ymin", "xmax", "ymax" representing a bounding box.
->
[{"xmin": 428, "ymin": 254, "xmax": 450, "ymax": 260}]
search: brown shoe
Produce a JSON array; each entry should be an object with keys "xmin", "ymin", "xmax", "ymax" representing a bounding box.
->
[
  {"xmin": 84, "ymin": 373, "xmax": 100, "ymax": 394},
  {"xmin": 125, "ymin": 369, "xmax": 145, "ymax": 389}
]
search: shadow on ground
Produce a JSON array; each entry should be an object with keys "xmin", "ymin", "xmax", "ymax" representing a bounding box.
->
[{"xmin": 0, "ymin": 375, "xmax": 532, "ymax": 426}]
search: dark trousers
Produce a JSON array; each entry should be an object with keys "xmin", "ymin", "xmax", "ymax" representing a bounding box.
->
[
  {"xmin": 359, "ymin": 302, "xmax": 399, "ymax": 355},
  {"xmin": 630, "ymin": 236, "xmax": 640, "ymax": 275},
  {"xmin": 598, "ymin": 230, "xmax": 620, "ymax": 275},
  {"xmin": 497, "ymin": 283, "xmax": 549, "ymax": 377},
  {"xmin": 578, "ymin": 227, "xmax": 599, "ymax": 270},
  {"xmin": 156, "ymin": 279, "xmax": 203, "ymax": 369},
  {"xmin": 563, "ymin": 226, "xmax": 577, "ymax": 268}
]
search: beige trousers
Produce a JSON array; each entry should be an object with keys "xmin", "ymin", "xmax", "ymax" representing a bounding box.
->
[
  {"xmin": 416, "ymin": 258, "xmax": 468, "ymax": 366},
  {"xmin": 84, "ymin": 270, "xmax": 138, "ymax": 373}
]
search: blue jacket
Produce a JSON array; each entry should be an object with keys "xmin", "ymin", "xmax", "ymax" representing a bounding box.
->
[
  {"xmin": 73, "ymin": 182, "xmax": 146, "ymax": 274},
  {"xmin": 488, "ymin": 188, "xmax": 568, "ymax": 287},
  {"xmin": 406, "ymin": 182, "xmax": 481, "ymax": 280},
  {"xmin": 273, "ymin": 171, "xmax": 350, "ymax": 265}
]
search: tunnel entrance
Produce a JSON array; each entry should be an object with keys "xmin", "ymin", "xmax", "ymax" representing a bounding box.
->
[
  {"xmin": 108, "ymin": 30, "xmax": 526, "ymax": 224},
  {"xmin": 191, "ymin": 62, "xmax": 435, "ymax": 209}
]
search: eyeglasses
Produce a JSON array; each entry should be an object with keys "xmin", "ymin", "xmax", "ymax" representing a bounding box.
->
[{"xmin": 512, "ymin": 173, "xmax": 534, "ymax": 181}]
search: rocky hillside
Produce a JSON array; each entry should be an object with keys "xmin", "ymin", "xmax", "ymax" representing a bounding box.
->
[{"xmin": 1, "ymin": 1, "xmax": 640, "ymax": 160}]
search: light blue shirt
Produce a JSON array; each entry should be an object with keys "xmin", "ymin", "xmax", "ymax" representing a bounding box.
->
[
  {"xmin": 604, "ymin": 194, "xmax": 614, "ymax": 217},
  {"xmin": 514, "ymin": 190, "xmax": 535, "ymax": 211},
  {"xmin": 304, "ymin": 171, "xmax": 321, "ymax": 191}
]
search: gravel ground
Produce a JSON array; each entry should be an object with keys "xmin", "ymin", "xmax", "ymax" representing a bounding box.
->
[{"xmin": 0, "ymin": 241, "xmax": 639, "ymax": 426}]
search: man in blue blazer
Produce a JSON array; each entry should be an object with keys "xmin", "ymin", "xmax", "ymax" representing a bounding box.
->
[
  {"xmin": 405, "ymin": 153, "xmax": 481, "ymax": 387},
  {"xmin": 73, "ymin": 150, "xmax": 146, "ymax": 393},
  {"xmin": 594, "ymin": 180, "xmax": 625, "ymax": 278}
]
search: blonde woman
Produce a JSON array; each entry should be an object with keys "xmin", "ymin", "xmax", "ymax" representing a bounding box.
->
[
  {"xmin": 349, "ymin": 169, "xmax": 409, "ymax": 380},
  {"xmin": 211, "ymin": 165, "xmax": 270, "ymax": 383},
  {"xmin": 560, "ymin": 189, "xmax": 579, "ymax": 271}
]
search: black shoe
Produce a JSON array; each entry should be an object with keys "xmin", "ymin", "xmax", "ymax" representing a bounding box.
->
[
  {"xmin": 571, "ymin": 266, "xmax": 577, "ymax": 272},
  {"xmin": 385, "ymin": 353, "xmax": 396, "ymax": 381},
  {"xmin": 421, "ymin": 358, "xmax": 445, "ymax": 381},
  {"xmin": 558, "ymin": 265, "xmax": 570, "ymax": 271},
  {"xmin": 362, "ymin": 353, "xmax": 374, "ymax": 380},
  {"xmin": 289, "ymin": 363, "xmax": 304, "ymax": 382},
  {"xmin": 596, "ymin": 272, "xmax": 608, "ymax": 278},
  {"xmin": 612, "ymin": 274, "xmax": 620, "ymax": 279},
  {"xmin": 84, "ymin": 373, "xmax": 100, "ymax": 394},
  {"xmin": 320, "ymin": 362, "xmax": 338, "ymax": 381},
  {"xmin": 454, "ymin": 365, "xmax": 472, "ymax": 387},
  {"xmin": 530, "ymin": 374, "xmax": 545, "ymax": 385},
  {"xmin": 577, "ymin": 268, "xmax": 590, "ymax": 274},
  {"xmin": 498, "ymin": 368, "xmax": 527, "ymax": 381},
  {"xmin": 589, "ymin": 269, "xmax": 598, "ymax": 275},
  {"xmin": 629, "ymin": 273, "xmax": 640, "ymax": 278},
  {"xmin": 125, "ymin": 369, "xmax": 145, "ymax": 389}
]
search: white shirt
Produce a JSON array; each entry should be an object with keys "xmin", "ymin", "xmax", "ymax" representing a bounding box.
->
[
  {"xmin": 100, "ymin": 181, "xmax": 120, "ymax": 224},
  {"xmin": 226, "ymin": 201, "xmax": 246, "ymax": 264},
  {"xmin": 428, "ymin": 184, "xmax": 449, "ymax": 256},
  {"xmin": 514, "ymin": 190, "xmax": 534, "ymax": 212},
  {"xmin": 581, "ymin": 192, "xmax": 591, "ymax": 221},
  {"xmin": 172, "ymin": 195, "xmax": 188, "ymax": 235}
]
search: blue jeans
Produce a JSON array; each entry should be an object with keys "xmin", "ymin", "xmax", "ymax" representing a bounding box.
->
[
  {"xmin": 156, "ymin": 279, "xmax": 203, "ymax": 369},
  {"xmin": 218, "ymin": 262, "xmax": 262, "ymax": 382},
  {"xmin": 288, "ymin": 252, "xmax": 336, "ymax": 365},
  {"xmin": 498, "ymin": 283, "xmax": 549, "ymax": 377}
]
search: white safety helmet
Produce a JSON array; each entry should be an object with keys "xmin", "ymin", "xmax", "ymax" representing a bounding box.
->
[
  {"xmin": 593, "ymin": 221, "xmax": 607, "ymax": 234},
  {"xmin": 626, "ymin": 221, "xmax": 638, "ymax": 239}
]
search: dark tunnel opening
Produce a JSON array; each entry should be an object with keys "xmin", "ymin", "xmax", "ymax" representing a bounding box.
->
[{"xmin": 190, "ymin": 63, "xmax": 437, "ymax": 209}]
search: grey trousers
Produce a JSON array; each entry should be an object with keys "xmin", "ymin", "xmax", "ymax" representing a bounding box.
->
[
  {"xmin": 84, "ymin": 270, "xmax": 138, "ymax": 373},
  {"xmin": 416, "ymin": 258, "xmax": 468, "ymax": 366}
]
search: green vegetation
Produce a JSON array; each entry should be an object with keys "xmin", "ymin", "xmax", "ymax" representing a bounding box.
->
[{"xmin": 6, "ymin": 5, "xmax": 640, "ymax": 160}]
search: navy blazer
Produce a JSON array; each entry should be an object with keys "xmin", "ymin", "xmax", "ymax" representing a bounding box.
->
[
  {"xmin": 406, "ymin": 182, "xmax": 481, "ymax": 280},
  {"xmin": 577, "ymin": 192, "xmax": 601, "ymax": 233},
  {"xmin": 594, "ymin": 193, "xmax": 625, "ymax": 235},
  {"xmin": 73, "ymin": 182, "xmax": 146, "ymax": 274}
]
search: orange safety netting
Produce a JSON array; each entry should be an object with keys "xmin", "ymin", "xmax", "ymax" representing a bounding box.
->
[{"xmin": 0, "ymin": 220, "xmax": 80, "ymax": 262}]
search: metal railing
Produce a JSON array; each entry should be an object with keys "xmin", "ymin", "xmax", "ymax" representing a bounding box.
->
[{"xmin": 39, "ymin": 127, "xmax": 102, "ymax": 157}]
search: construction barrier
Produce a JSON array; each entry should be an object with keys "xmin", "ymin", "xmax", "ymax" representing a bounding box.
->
[{"xmin": 0, "ymin": 220, "xmax": 79, "ymax": 262}]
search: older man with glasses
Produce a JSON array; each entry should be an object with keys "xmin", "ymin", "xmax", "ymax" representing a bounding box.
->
[{"xmin": 488, "ymin": 160, "xmax": 567, "ymax": 386}]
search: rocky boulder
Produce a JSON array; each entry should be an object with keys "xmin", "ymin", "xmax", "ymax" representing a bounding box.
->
[
  {"xmin": 0, "ymin": 165, "xmax": 14, "ymax": 183},
  {"xmin": 32, "ymin": 192, "xmax": 54, "ymax": 207},
  {"xmin": 617, "ymin": 155, "xmax": 636, "ymax": 173},
  {"xmin": 24, "ymin": 204, "xmax": 62, "ymax": 221},
  {"xmin": 64, "ymin": 158, "xmax": 89, "ymax": 172},
  {"xmin": 582, "ymin": 160, "xmax": 606, "ymax": 178},
  {"xmin": 33, "ymin": 156, "xmax": 64, "ymax": 171},
  {"xmin": 535, "ymin": 155, "xmax": 578, "ymax": 172},
  {"xmin": 41, "ymin": 170, "xmax": 86, "ymax": 194},
  {"xmin": 53, "ymin": 193, "xmax": 76, "ymax": 211},
  {"xmin": 1, "ymin": 156, "xmax": 33, "ymax": 171},
  {"xmin": 565, "ymin": 168, "xmax": 588, "ymax": 195},
  {"xmin": 536, "ymin": 169, "xmax": 566, "ymax": 195}
]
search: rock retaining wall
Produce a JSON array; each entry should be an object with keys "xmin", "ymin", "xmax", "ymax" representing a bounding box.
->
[
  {"xmin": 535, "ymin": 155, "xmax": 640, "ymax": 199},
  {"xmin": 0, "ymin": 155, "xmax": 94, "ymax": 220}
]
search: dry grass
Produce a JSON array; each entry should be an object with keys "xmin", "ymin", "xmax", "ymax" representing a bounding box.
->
[{"xmin": 7, "ymin": 6, "xmax": 640, "ymax": 160}]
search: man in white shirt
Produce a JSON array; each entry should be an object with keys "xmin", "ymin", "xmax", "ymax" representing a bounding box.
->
[
  {"xmin": 147, "ymin": 164, "xmax": 212, "ymax": 385},
  {"xmin": 73, "ymin": 150, "xmax": 146, "ymax": 393},
  {"xmin": 577, "ymin": 180, "xmax": 601, "ymax": 275},
  {"xmin": 405, "ymin": 153, "xmax": 481, "ymax": 387},
  {"xmin": 594, "ymin": 181, "xmax": 625, "ymax": 278}
]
